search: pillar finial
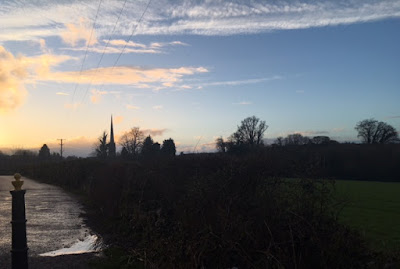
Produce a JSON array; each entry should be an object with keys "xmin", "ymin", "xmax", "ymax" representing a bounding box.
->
[{"xmin": 12, "ymin": 173, "xmax": 24, "ymax": 191}]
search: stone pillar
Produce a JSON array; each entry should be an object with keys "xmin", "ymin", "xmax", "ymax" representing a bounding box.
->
[{"xmin": 10, "ymin": 173, "xmax": 28, "ymax": 269}]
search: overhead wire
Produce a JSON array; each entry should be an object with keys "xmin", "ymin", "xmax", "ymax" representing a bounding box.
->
[
  {"xmin": 69, "ymin": 0, "xmax": 103, "ymax": 106},
  {"xmin": 80, "ymin": 0, "xmax": 152, "ymax": 105},
  {"xmin": 80, "ymin": 0, "xmax": 129, "ymax": 102}
]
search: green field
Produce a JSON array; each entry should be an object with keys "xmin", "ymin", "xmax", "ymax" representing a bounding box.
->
[{"xmin": 334, "ymin": 180, "xmax": 400, "ymax": 251}]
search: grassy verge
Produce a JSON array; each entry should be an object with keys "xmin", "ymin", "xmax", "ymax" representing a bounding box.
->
[{"xmin": 334, "ymin": 180, "xmax": 400, "ymax": 252}]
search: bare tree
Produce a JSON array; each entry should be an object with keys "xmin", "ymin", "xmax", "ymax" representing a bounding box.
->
[
  {"xmin": 119, "ymin": 127, "xmax": 145, "ymax": 157},
  {"xmin": 231, "ymin": 116, "xmax": 268, "ymax": 146},
  {"xmin": 274, "ymin": 136, "xmax": 284, "ymax": 146},
  {"xmin": 355, "ymin": 119, "xmax": 399, "ymax": 144}
]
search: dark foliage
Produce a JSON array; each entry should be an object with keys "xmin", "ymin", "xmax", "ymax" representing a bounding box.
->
[
  {"xmin": 161, "ymin": 138, "xmax": 176, "ymax": 157},
  {"xmin": 94, "ymin": 131, "xmax": 108, "ymax": 159},
  {"xmin": 20, "ymin": 152, "xmax": 382, "ymax": 268},
  {"xmin": 38, "ymin": 144, "xmax": 51, "ymax": 159}
]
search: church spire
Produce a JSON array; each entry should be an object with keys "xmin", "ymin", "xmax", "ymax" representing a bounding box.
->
[{"xmin": 109, "ymin": 115, "xmax": 116, "ymax": 157}]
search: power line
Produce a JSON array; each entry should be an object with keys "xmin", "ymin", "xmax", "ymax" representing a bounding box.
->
[
  {"xmin": 193, "ymin": 136, "xmax": 203, "ymax": 153},
  {"xmin": 81, "ymin": 0, "xmax": 152, "ymax": 104},
  {"xmin": 70, "ymin": 0, "xmax": 103, "ymax": 106},
  {"xmin": 80, "ymin": 0, "xmax": 129, "ymax": 101}
]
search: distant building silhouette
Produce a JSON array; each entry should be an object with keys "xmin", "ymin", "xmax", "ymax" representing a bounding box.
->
[{"xmin": 108, "ymin": 115, "xmax": 116, "ymax": 157}]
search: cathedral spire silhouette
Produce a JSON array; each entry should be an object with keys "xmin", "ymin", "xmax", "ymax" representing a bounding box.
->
[{"xmin": 109, "ymin": 115, "xmax": 116, "ymax": 157}]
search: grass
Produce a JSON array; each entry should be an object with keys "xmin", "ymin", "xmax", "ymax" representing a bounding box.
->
[{"xmin": 334, "ymin": 180, "xmax": 400, "ymax": 252}]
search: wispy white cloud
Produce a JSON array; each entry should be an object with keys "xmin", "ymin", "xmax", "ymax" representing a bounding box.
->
[
  {"xmin": 1, "ymin": 0, "xmax": 399, "ymax": 41},
  {"xmin": 196, "ymin": 76, "xmax": 282, "ymax": 88},
  {"xmin": 64, "ymin": 102, "xmax": 82, "ymax": 110},
  {"xmin": 126, "ymin": 104, "xmax": 141, "ymax": 110},
  {"xmin": 90, "ymin": 89, "xmax": 108, "ymax": 104},
  {"xmin": 142, "ymin": 128, "xmax": 168, "ymax": 137},
  {"xmin": 56, "ymin": 92, "xmax": 69, "ymax": 96},
  {"xmin": 108, "ymin": 39, "xmax": 147, "ymax": 48},
  {"xmin": 65, "ymin": 46, "xmax": 159, "ymax": 54},
  {"xmin": 177, "ymin": 140, "xmax": 217, "ymax": 153},
  {"xmin": 43, "ymin": 66, "xmax": 208, "ymax": 90},
  {"xmin": 60, "ymin": 18, "xmax": 97, "ymax": 47},
  {"xmin": 295, "ymin": 130, "xmax": 330, "ymax": 136},
  {"xmin": 233, "ymin": 101, "xmax": 252, "ymax": 105},
  {"xmin": 0, "ymin": 0, "xmax": 400, "ymax": 44},
  {"xmin": 64, "ymin": 39, "xmax": 187, "ymax": 54},
  {"xmin": 385, "ymin": 115, "xmax": 400, "ymax": 120},
  {"xmin": 153, "ymin": 105, "xmax": 163, "ymax": 110},
  {"xmin": 113, "ymin": 115, "xmax": 124, "ymax": 124}
]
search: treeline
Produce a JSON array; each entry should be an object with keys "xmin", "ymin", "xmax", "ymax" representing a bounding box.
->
[
  {"xmin": 94, "ymin": 127, "xmax": 176, "ymax": 159},
  {"xmin": 21, "ymin": 153, "xmax": 376, "ymax": 268},
  {"xmin": 213, "ymin": 116, "xmax": 400, "ymax": 181},
  {"xmin": 2, "ymin": 116, "xmax": 399, "ymax": 267}
]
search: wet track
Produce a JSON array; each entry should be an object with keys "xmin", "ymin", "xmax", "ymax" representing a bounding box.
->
[{"xmin": 0, "ymin": 175, "xmax": 100, "ymax": 267}]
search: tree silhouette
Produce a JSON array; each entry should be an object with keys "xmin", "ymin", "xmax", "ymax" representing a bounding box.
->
[
  {"xmin": 95, "ymin": 131, "xmax": 108, "ymax": 158},
  {"xmin": 284, "ymin": 133, "xmax": 310, "ymax": 146},
  {"xmin": 161, "ymin": 138, "xmax": 176, "ymax": 157},
  {"xmin": 119, "ymin": 127, "xmax": 144, "ymax": 157},
  {"xmin": 215, "ymin": 136, "xmax": 226, "ymax": 153},
  {"xmin": 142, "ymin": 135, "xmax": 154, "ymax": 155},
  {"xmin": 312, "ymin": 136, "xmax": 331, "ymax": 145},
  {"xmin": 274, "ymin": 136, "xmax": 284, "ymax": 146},
  {"xmin": 230, "ymin": 116, "xmax": 268, "ymax": 146},
  {"xmin": 38, "ymin": 144, "xmax": 51, "ymax": 159},
  {"xmin": 120, "ymin": 147, "xmax": 129, "ymax": 159},
  {"xmin": 142, "ymin": 135, "xmax": 161, "ymax": 157},
  {"xmin": 355, "ymin": 119, "xmax": 399, "ymax": 144},
  {"xmin": 152, "ymin": 142, "xmax": 161, "ymax": 153}
]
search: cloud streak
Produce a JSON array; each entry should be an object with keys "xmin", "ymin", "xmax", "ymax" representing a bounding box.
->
[
  {"xmin": 43, "ymin": 66, "xmax": 208, "ymax": 90},
  {"xmin": 194, "ymin": 76, "xmax": 282, "ymax": 88},
  {"xmin": 142, "ymin": 128, "xmax": 168, "ymax": 137},
  {"xmin": 233, "ymin": 101, "xmax": 252, "ymax": 105},
  {"xmin": 1, "ymin": 0, "xmax": 399, "ymax": 42},
  {"xmin": 64, "ymin": 39, "xmax": 187, "ymax": 54}
]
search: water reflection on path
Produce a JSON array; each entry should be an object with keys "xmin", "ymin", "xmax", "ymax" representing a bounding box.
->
[{"xmin": 0, "ymin": 175, "xmax": 101, "ymax": 266}]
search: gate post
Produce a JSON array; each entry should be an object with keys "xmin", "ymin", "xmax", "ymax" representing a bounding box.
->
[{"xmin": 10, "ymin": 173, "xmax": 28, "ymax": 269}]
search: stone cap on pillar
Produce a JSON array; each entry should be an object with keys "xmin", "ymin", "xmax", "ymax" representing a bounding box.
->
[{"xmin": 12, "ymin": 173, "xmax": 24, "ymax": 191}]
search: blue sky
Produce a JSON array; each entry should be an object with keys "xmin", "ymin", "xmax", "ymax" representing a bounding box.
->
[{"xmin": 0, "ymin": 0, "xmax": 399, "ymax": 156}]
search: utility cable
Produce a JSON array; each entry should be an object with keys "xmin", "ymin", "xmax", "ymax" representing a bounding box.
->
[
  {"xmin": 80, "ymin": 0, "xmax": 128, "ymax": 102},
  {"xmin": 70, "ymin": 0, "xmax": 103, "ymax": 106},
  {"xmin": 81, "ymin": 0, "xmax": 152, "ymax": 104}
]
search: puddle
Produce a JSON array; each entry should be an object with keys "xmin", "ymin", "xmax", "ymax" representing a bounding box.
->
[{"xmin": 39, "ymin": 234, "xmax": 102, "ymax": 257}]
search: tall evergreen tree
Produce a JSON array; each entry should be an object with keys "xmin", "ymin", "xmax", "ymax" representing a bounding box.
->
[{"xmin": 161, "ymin": 138, "xmax": 176, "ymax": 157}]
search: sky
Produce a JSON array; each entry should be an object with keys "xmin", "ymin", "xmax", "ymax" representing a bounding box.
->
[{"xmin": 0, "ymin": 0, "xmax": 399, "ymax": 156}]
